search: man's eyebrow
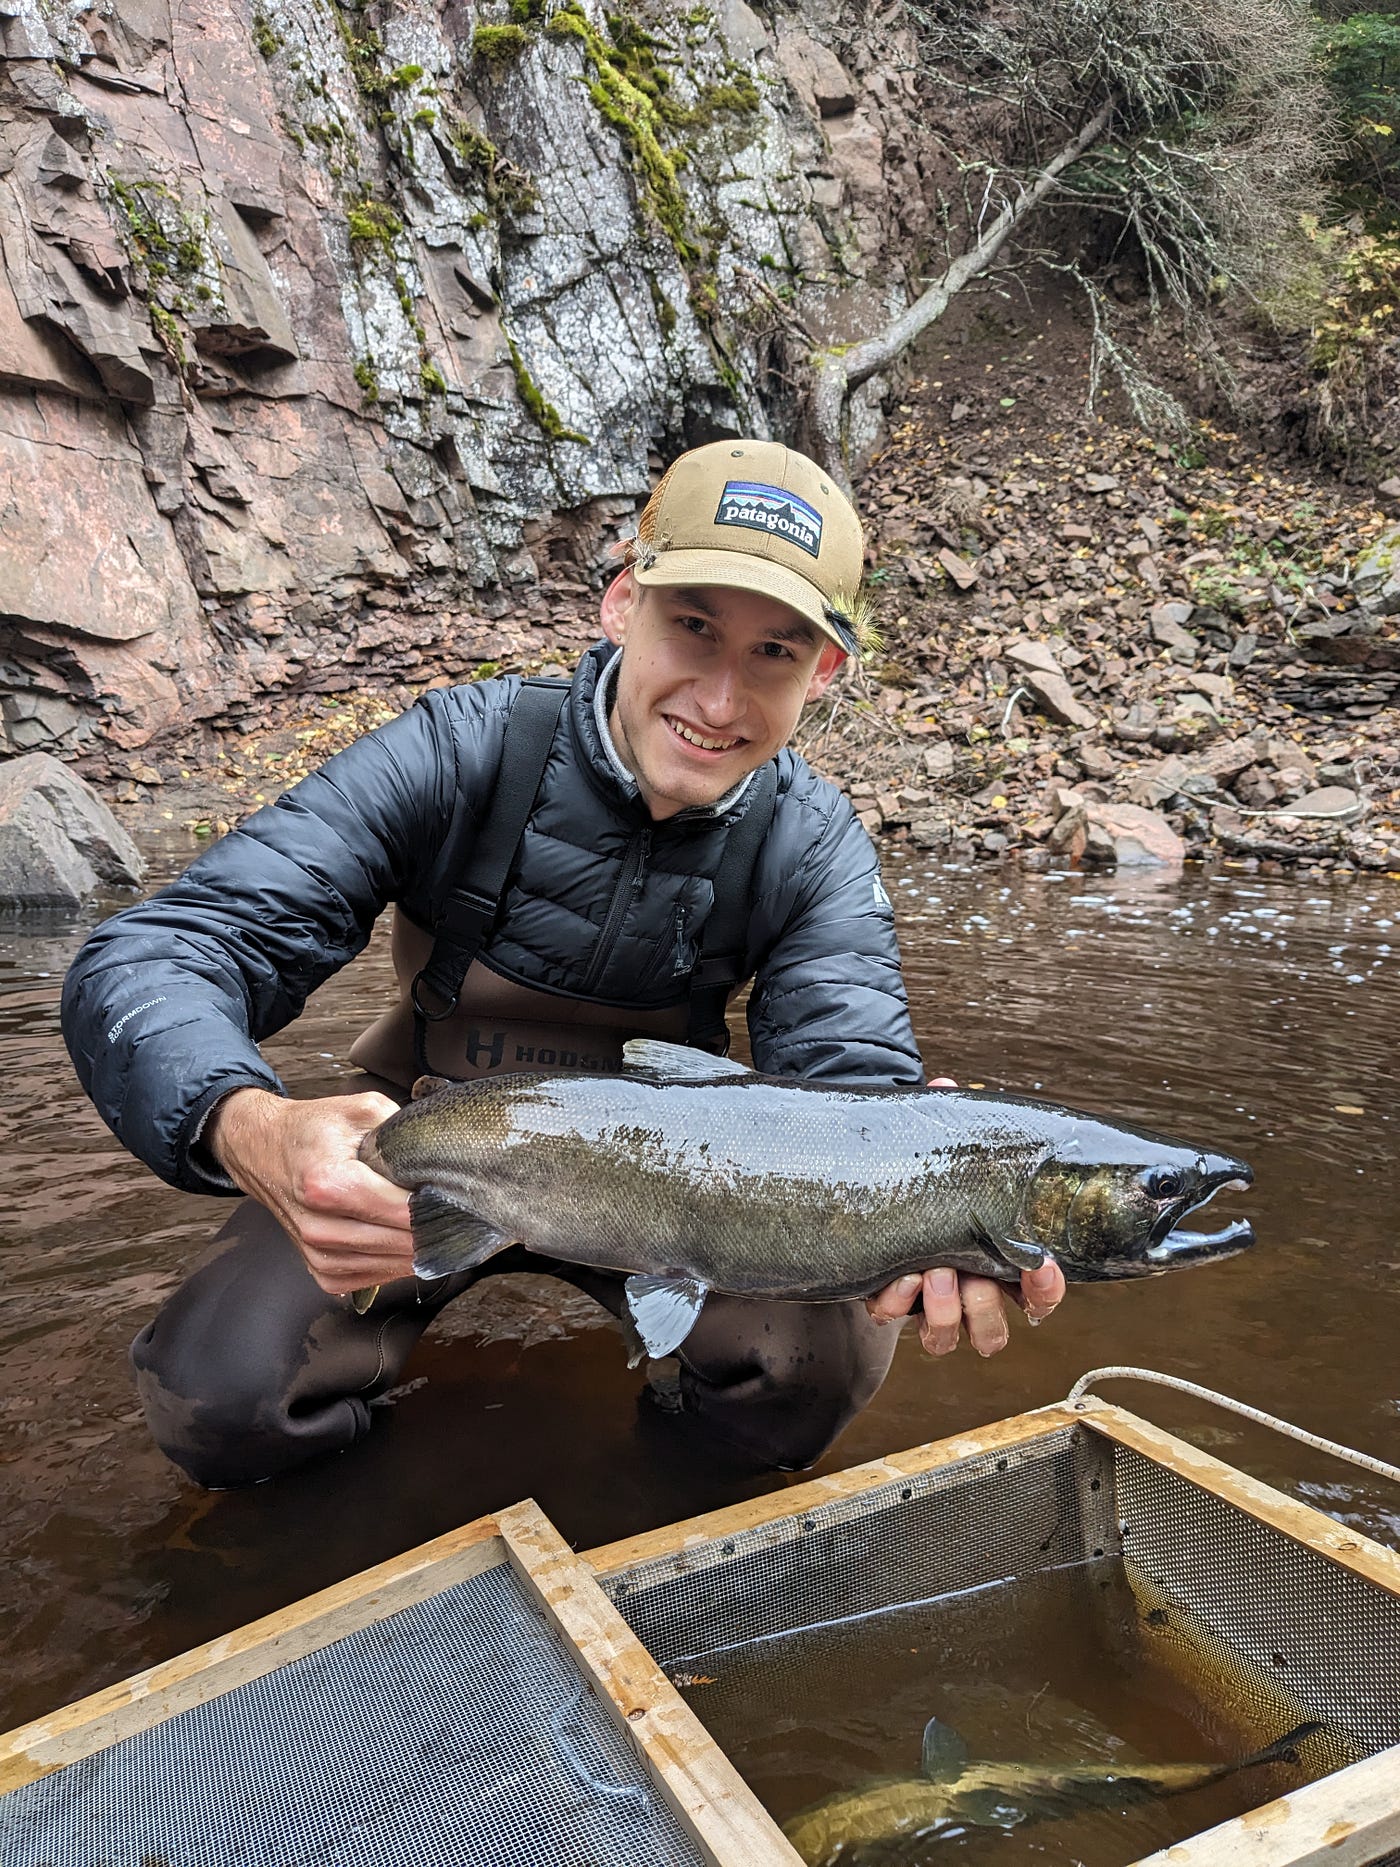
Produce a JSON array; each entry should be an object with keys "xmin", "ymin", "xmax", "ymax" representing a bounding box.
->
[
  {"xmin": 665, "ymin": 587, "xmax": 815, "ymax": 643},
  {"xmin": 667, "ymin": 587, "xmax": 720, "ymax": 618}
]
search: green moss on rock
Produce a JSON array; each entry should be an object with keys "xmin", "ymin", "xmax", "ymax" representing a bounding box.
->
[
  {"xmin": 442, "ymin": 112, "xmax": 540, "ymax": 219},
  {"xmin": 149, "ymin": 301, "xmax": 187, "ymax": 368},
  {"xmin": 473, "ymin": 23, "xmax": 530, "ymax": 64},
  {"xmin": 347, "ymin": 195, "xmax": 403, "ymax": 246},
  {"xmin": 353, "ymin": 356, "xmax": 380, "ymax": 404},
  {"xmin": 543, "ymin": 2, "xmax": 759, "ymax": 387},
  {"xmin": 252, "ymin": 9, "xmax": 281, "ymax": 57},
  {"xmin": 506, "ymin": 333, "xmax": 588, "ymax": 443}
]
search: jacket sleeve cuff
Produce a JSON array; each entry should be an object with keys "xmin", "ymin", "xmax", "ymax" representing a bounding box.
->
[{"xmin": 178, "ymin": 1076, "xmax": 288, "ymax": 1194}]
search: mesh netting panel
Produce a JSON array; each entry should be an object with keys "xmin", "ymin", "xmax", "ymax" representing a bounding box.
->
[
  {"xmin": 1114, "ymin": 1444, "xmax": 1400, "ymax": 1761},
  {"xmin": 0, "ymin": 1562, "xmax": 702, "ymax": 1867},
  {"xmin": 607, "ymin": 1426, "xmax": 1099, "ymax": 1663}
]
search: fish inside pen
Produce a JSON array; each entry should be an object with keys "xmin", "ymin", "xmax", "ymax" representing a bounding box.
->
[
  {"xmin": 653, "ymin": 1554, "xmax": 1345, "ymax": 1867},
  {"xmin": 781, "ymin": 1713, "xmax": 1322, "ymax": 1862}
]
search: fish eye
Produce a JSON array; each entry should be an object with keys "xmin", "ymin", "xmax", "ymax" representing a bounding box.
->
[{"xmin": 1148, "ymin": 1168, "xmax": 1185, "ymax": 1200}]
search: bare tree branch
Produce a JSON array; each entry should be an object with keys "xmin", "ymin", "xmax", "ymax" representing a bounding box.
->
[
  {"xmin": 804, "ymin": 0, "xmax": 1338, "ymax": 482},
  {"xmin": 810, "ymin": 103, "xmax": 1112, "ymax": 480}
]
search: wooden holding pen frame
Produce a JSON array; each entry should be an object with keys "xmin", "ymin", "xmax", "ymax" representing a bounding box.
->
[{"xmin": 2, "ymin": 1400, "xmax": 1398, "ymax": 1867}]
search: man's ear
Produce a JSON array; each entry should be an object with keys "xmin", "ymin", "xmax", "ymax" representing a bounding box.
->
[
  {"xmin": 600, "ymin": 569, "xmax": 635, "ymax": 646},
  {"xmin": 804, "ymin": 640, "xmax": 847, "ymax": 703}
]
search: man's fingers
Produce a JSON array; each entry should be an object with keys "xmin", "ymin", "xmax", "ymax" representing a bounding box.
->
[
  {"xmin": 1018, "ymin": 1258, "xmax": 1065, "ymax": 1324},
  {"xmin": 865, "ymin": 1272, "xmax": 925, "ymax": 1322},
  {"xmin": 918, "ymin": 1268, "xmax": 963, "ymax": 1356},
  {"xmin": 299, "ymin": 1157, "xmax": 414, "ymax": 1228},
  {"xmin": 957, "ymin": 1274, "xmax": 1011, "ymax": 1357},
  {"xmin": 298, "ymin": 1219, "xmax": 418, "ymax": 1293}
]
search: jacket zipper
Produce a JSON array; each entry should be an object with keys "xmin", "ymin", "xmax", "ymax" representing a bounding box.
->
[{"xmin": 580, "ymin": 827, "xmax": 649, "ymax": 995}]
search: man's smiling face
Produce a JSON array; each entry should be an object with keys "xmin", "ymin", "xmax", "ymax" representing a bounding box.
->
[{"xmin": 599, "ymin": 571, "xmax": 844, "ymax": 819}]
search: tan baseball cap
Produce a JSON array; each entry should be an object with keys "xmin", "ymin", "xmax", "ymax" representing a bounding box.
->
[{"xmin": 630, "ymin": 439, "xmax": 872, "ymax": 655}]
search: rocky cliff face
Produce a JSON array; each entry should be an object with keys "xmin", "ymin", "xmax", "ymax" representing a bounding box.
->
[{"xmin": 0, "ymin": 0, "xmax": 940, "ymax": 761}]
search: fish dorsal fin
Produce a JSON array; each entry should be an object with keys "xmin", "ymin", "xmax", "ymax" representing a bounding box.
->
[
  {"xmin": 922, "ymin": 1716, "xmax": 970, "ymax": 1783},
  {"xmin": 622, "ymin": 1039, "xmax": 752, "ymax": 1080},
  {"xmin": 410, "ymin": 1186, "xmax": 514, "ymax": 1279},
  {"xmin": 623, "ymin": 1273, "xmax": 708, "ymax": 1366}
]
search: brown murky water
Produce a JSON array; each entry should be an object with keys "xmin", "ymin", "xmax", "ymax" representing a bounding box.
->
[{"xmin": 2, "ymin": 835, "xmax": 1397, "ymax": 1854}]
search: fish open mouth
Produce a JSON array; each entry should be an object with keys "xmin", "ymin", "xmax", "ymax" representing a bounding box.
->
[{"xmin": 1145, "ymin": 1172, "xmax": 1254, "ymax": 1267}]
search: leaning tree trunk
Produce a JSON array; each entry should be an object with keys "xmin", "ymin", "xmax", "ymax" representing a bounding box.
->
[{"xmin": 810, "ymin": 104, "xmax": 1114, "ymax": 486}]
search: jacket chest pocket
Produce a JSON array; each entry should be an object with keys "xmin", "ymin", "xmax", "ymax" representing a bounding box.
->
[{"xmin": 599, "ymin": 870, "xmax": 715, "ymax": 1001}]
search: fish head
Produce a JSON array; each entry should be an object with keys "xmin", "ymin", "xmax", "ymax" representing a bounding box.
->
[{"xmin": 1019, "ymin": 1133, "xmax": 1254, "ymax": 1280}]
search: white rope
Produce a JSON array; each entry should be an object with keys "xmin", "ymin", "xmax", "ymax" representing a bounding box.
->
[{"xmin": 1066, "ymin": 1365, "xmax": 1400, "ymax": 1487}]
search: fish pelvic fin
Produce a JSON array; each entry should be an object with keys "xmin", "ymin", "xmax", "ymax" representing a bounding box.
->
[
  {"xmin": 623, "ymin": 1273, "xmax": 708, "ymax": 1366},
  {"xmin": 921, "ymin": 1716, "xmax": 970, "ymax": 1783},
  {"xmin": 410, "ymin": 1186, "xmax": 514, "ymax": 1279},
  {"xmin": 622, "ymin": 1038, "xmax": 751, "ymax": 1080}
]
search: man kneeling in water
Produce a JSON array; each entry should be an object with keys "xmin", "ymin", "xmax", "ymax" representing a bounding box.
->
[{"xmin": 63, "ymin": 439, "xmax": 1063, "ymax": 1488}]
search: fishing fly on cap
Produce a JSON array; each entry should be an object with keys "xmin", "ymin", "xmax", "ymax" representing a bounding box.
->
[{"xmin": 627, "ymin": 439, "xmax": 879, "ymax": 656}]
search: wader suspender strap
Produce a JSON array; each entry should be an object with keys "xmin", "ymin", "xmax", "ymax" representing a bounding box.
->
[
  {"xmin": 411, "ymin": 677, "xmax": 570, "ymax": 1075},
  {"xmin": 685, "ymin": 759, "xmax": 778, "ymax": 1055}
]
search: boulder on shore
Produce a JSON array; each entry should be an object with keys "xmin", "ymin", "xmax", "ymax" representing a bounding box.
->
[
  {"xmin": 1086, "ymin": 800, "xmax": 1187, "ymax": 869},
  {"xmin": 0, "ymin": 754, "xmax": 144, "ymax": 909}
]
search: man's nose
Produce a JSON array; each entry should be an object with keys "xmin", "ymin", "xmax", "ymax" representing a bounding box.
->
[{"xmin": 692, "ymin": 658, "xmax": 744, "ymax": 722}]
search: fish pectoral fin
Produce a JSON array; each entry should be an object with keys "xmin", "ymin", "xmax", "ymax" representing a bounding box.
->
[
  {"xmin": 410, "ymin": 1074, "xmax": 453, "ymax": 1101},
  {"xmin": 409, "ymin": 1186, "xmax": 513, "ymax": 1279},
  {"xmin": 623, "ymin": 1273, "xmax": 708, "ymax": 1365},
  {"xmin": 963, "ymin": 1213, "xmax": 1046, "ymax": 1278},
  {"xmin": 921, "ymin": 1716, "xmax": 971, "ymax": 1783},
  {"xmin": 995, "ymin": 1236, "xmax": 1049, "ymax": 1273},
  {"xmin": 622, "ymin": 1038, "xmax": 752, "ymax": 1080}
]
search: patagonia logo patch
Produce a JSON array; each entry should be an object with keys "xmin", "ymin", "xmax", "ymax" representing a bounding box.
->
[{"xmin": 714, "ymin": 481, "xmax": 823, "ymax": 558}]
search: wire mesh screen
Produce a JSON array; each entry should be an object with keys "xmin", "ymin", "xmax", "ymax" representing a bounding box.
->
[
  {"xmin": 606, "ymin": 1425, "xmax": 1105, "ymax": 1664},
  {"xmin": 0, "ymin": 1560, "xmax": 703, "ymax": 1867},
  {"xmin": 1114, "ymin": 1443, "xmax": 1400, "ymax": 1761}
]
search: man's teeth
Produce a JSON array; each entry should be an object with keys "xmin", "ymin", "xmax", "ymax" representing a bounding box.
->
[{"xmin": 669, "ymin": 718, "xmax": 739, "ymax": 751}]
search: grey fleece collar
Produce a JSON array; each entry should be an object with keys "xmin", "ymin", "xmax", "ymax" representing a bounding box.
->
[{"xmin": 593, "ymin": 647, "xmax": 754, "ymax": 818}]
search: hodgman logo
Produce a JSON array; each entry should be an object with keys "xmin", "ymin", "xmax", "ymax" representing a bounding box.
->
[{"xmin": 714, "ymin": 480, "xmax": 823, "ymax": 559}]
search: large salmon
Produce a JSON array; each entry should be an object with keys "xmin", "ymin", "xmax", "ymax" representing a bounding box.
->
[{"xmin": 360, "ymin": 1039, "xmax": 1253, "ymax": 1361}]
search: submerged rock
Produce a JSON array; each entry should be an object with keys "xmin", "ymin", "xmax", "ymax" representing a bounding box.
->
[{"xmin": 0, "ymin": 754, "xmax": 144, "ymax": 908}]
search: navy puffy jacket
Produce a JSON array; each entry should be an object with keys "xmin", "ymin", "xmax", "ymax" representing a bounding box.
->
[{"xmin": 62, "ymin": 642, "xmax": 924, "ymax": 1192}]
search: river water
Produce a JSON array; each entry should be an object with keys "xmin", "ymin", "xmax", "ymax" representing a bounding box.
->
[{"xmin": 2, "ymin": 837, "xmax": 1397, "ymax": 1835}]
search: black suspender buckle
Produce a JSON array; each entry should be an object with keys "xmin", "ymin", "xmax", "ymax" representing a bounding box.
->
[{"xmin": 411, "ymin": 968, "xmax": 461, "ymax": 1023}]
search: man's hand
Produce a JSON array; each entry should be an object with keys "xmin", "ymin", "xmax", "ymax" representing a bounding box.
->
[
  {"xmin": 207, "ymin": 1088, "xmax": 414, "ymax": 1294},
  {"xmin": 865, "ymin": 1260, "xmax": 1065, "ymax": 1356},
  {"xmin": 862, "ymin": 1068, "xmax": 1067, "ymax": 1355}
]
